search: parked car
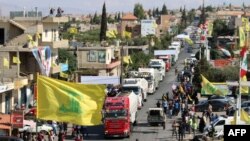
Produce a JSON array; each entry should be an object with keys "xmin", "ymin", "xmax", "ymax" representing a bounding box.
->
[
  {"xmin": 147, "ymin": 108, "xmax": 166, "ymax": 129},
  {"xmin": 241, "ymin": 100, "xmax": 250, "ymax": 108},
  {"xmin": 0, "ymin": 136, "xmax": 24, "ymax": 141},
  {"xmin": 195, "ymin": 99, "xmax": 230, "ymax": 112},
  {"xmin": 208, "ymin": 95, "xmax": 235, "ymax": 104},
  {"xmin": 18, "ymin": 120, "xmax": 53, "ymax": 134}
]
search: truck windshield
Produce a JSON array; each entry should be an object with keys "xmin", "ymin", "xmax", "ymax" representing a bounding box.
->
[
  {"xmin": 105, "ymin": 110, "xmax": 127, "ymax": 118},
  {"xmin": 122, "ymin": 87, "xmax": 140, "ymax": 94},
  {"xmin": 141, "ymin": 76, "xmax": 152, "ymax": 81},
  {"xmin": 150, "ymin": 66, "xmax": 161, "ymax": 71}
]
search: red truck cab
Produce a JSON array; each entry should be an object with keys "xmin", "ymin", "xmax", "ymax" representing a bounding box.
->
[
  {"xmin": 157, "ymin": 55, "xmax": 171, "ymax": 72},
  {"xmin": 104, "ymin": 97, "xmax": 131, "ymax": 138}
]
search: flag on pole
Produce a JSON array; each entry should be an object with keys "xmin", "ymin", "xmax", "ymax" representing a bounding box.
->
[
  {"xmin": 37, "ymin": 75, "xmax": 106, "ymax": 125},
  {"xmin": 123, "ymin": 31, "xmax": 132, "ymax": 39},
  {"xmin": 13, "ymin": 56, "xmax": 21, "ymax": 64},
  {"xmin": 242, "ymin": 17, "xmax": 250, "ymax": 32},
  {"xmin": 239, "ymin": 27, "xmax": 246, "ymax": 47},
  {"xmin": 106, "ymin": 30, "xmax": 117, "ymax": 38},
  {"xmin": 240, "ymin": 75, "xmax": 249, "ymax": 94},
  {"xmin": 208, "ymin": 22, "xmax": 213, "ymax": 36},
  {"xmin": 3, "ymin": 58, "xmax": 9, "ymax": 68},
  {"xmin": 240, "ymin": 47, "xmax": 248, "ymax": 78},
  {"xmin": 201, "ymin": 74, "xmax": 225, "ymax": 95},
  {"xmin": 123, "ymin": 56, "xmax": 133, "ymax": 64},
  {"xmin": 240, "ymin": 109, "xmax": 250, "ymax": 124},
  {"xmin": 184, "ymin": 37, "xmax": 194, "ymax": 45}
]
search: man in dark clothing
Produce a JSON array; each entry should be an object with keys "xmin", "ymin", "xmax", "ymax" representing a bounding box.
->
[
  {"xmin": 178, "ymin": 122, "xmax": 185, "ymax": 141},
  {"xmin": 156, "ymin": 100, "xmax": 161, "ymax": 108}
]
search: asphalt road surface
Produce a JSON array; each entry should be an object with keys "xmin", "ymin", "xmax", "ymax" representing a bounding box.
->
[{"xmin": 50, "ymin": 47, "xmax": 196, "ymax": 141}]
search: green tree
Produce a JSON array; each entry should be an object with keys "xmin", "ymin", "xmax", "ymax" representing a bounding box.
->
[
  {"xmin": 100, "ymin": 2, "xmax": 107, "ymax": 41},
  {"xmin": 199, "ymin": 2, "xmax": 206, "ymax": 26},
  {"xmin": 180, "ymin": 7, "xmax": 182, "ymax": 12},
  {"xmin": 181, "ymin": 6, "xmax": 187, "ymax": 28},
  {"xmin": 205, "ymin": 5, "xmax": 213, "ymax": 12},
  {"xmin": 133, "ymin": 3, "xmax": 145, "ymax": 20},
  {"xmin": 148, "ymin": 9, "xmax": 152, "ymax": 17},
  {"xmin": 58, "ymin": 48, "xmax": 77, "ymax": 74},
  {"xmin": 155, "ymin": 8, "xmax": 160, "ymax": 16},
  {"xmin": 152, "ymin": 8, "xmax": 156, "ymax": 17},
  {"xmin": 161, "ymin": 4, "xmax": 168, "ymax": 15},
  {"xmin": 187, "ymin": 9, "xmax": 195, "ymax": 24},
  {"xmin": 117, "ymin": 12, "xmax": 121, "ymax": 21},
  {"xmin": 130, "ymin": 52, "xmax": 152, "ymax": 70}
]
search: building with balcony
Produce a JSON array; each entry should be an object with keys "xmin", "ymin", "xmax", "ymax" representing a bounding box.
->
[
  {"xmin": 76, "ymin": 46, "xmax": 121, "ymax": 80},
  {"xmin": 0, "ymin": 15, "xmax": 69, "ymax": 124}
]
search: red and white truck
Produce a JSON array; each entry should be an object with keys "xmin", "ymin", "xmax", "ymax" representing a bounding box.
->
[{"xmin": 103, "ymin": 91, "xmax": 138, "ymax": 138}]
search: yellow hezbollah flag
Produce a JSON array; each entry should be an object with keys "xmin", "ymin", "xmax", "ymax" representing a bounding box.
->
[
  {"xmin": 184, "ymin": 37, "xmax": 193, "ymax": 45},
  {"xmin": 231, "ymin": 109, "xmax": 250, "ymax": 125},
  {"xmin": 123, "ymin": 55, "xmax": 133, "ymax": 64},
  {"xmin": 123, "ymin": 31, "xmax": 132, "ymax": 39},
  {"xmin": 240, "ymin": 109, "xmax": 250, "ymax": 124},
  {"xmin": 179, "ymin": 85, "xmax": 185, "ymax": 94},
  {"xmin": 242, "ymin": 17, "xmax": 250, "ymax": 32},
  {"xmin": 106, "ymin": 30, "xmax": 117, "ymax": 38},
  {"xmin": 239, "ymin": 27, "xmax": 246, "ymax": 47},
  {"xmin": 3, "ymin": 58, "xmax": 9, "ymax": 68},
  {"xmin": 240, "ymin": 75, "xmax": 249, "ymax": 94},
  {"xmin": 13, "ymin": 56, "xmax": 21, "ymax": 64},
  {"xmin": 37, "ymin": 75, "xmax": 106, "ymax": 125},
  {"xmin": 201, "ymin": 74, "xmax": 225, "ymax": 95},
  {"xmin": 208, "ymin": 22, "xmax": 213, "ymax": 36}
]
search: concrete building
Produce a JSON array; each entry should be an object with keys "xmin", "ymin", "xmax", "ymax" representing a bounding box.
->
[
  {"xmin": 0, "ymin": 15, "xmax": 69, "ymax": 133},
  {"xmin": 141, "ymin": 19, "xmax": 157, "ymax": 37},
  {"xmin": 119, "ymin": 13, "xmax": 140, "ymax": 37},
  {"xmin": 75, "ymin": 46, "xmax": 121, "ymax": 80},
  {"xmin": 157, "ymin": 15, "xmax": 177, "ymax": 36}
]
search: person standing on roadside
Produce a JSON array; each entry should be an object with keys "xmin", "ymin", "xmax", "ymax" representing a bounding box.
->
[{"xmin": 162, "ymin": 100, "xmax": 168, "ymax": 115}]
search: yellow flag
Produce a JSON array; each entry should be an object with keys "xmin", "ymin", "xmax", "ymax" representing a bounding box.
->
[
  {"xmin": 68, "ymin": 27, "xmax": 78, "ymax": 34},
  {"xmin": 123, "ymin": 31, "xmax": 132, "ymax": 39},
  {"xmin": 208, "ymin": 23, "xmax": 213, "ymax": 36},
  {"xmin": 240, "ymin": 109, "xmax": 250, "ymax": 124},
  {"xmin": 106, "ymin": 30, "xmax": 117, "ymax": 38},
  {"xmin": 242, "ymin": 17, "xmax": 250, "ymax": 32},
  {"xmin": 179, "ymin": 85, "xmax": 185, "ymax": 94},
  {"xmin": 60, "ymin": 71, "xmax": 68, "ymax": 78},
  {"xmin": 184, "ymin": 37, "xmax": 193, "ymax": 45},
  {"xmin": 37, "ymin": 75, "xmax": 106, "ymax": 125},
  {"xmin": 240, "ymin": 75, "xmax": 249, "ymax": 94},
  {"xmin": 13, "ymin": 56, "xmax": 21, "ymax": 64},
  {"xmin": 201, "ymin": 74, "xmax": 225, "ymax": 95},
  {"xmin": 123, "ymin": 56, "xmax": 133, "ymax": 64},
  {"xmin": 239, "ymin": 27, "xmax": 246, "ymax": 47},
  {"xmin": 3, "ymin": 58, "xmax": 9, "ymax": 68}
]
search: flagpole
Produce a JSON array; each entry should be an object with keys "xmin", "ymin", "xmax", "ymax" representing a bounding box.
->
[{"xmin": 237, "ymin": 59, "xmax": 242, "ymax": 125}]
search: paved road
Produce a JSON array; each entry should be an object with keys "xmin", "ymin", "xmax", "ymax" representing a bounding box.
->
[{"xmin": 50, "ymin": 47, "xmax": 195, "ymax": 141}]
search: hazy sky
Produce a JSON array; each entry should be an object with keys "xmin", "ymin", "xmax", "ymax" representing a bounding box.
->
[{"xmin": 0, "ymin": 0, "xmax": 249, "ymax": 16}]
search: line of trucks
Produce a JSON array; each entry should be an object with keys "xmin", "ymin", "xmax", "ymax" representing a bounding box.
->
[{"xmin": 103, "ymin": 59, "xmax": 167, "ymax": 138}]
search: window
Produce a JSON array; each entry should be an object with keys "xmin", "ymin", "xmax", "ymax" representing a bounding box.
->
[
  {"xmin": 216, "ymin": 120, "xmax": 225, "ymax": 126},
  {"xmin": 88, "ymin": 51, "xmax": 97, "ymax": 62}
]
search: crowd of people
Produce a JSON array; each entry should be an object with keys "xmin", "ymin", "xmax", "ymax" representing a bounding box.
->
[{"xmin": 155, "ymin": 62, "xmax": 221, "ymax": 141}]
